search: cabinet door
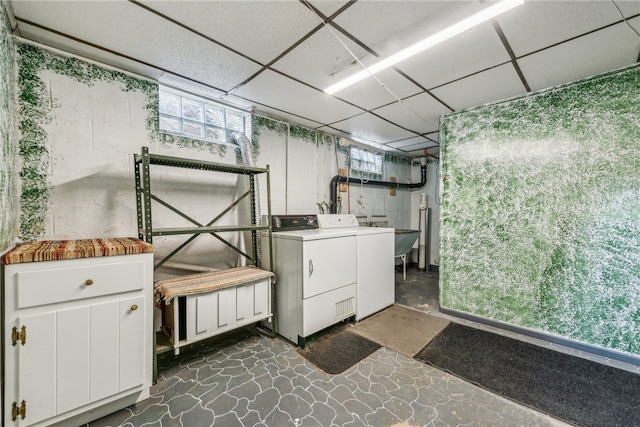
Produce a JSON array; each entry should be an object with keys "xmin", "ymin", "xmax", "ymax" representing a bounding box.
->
[
  {"xmin": 15, "ymin": 312, "xmax": 57, "ymax": 426},
  {"xmin": 119, "ymin": 296, "xmax": 146, "ymax": 391},
  {"xmin": 11, "ymin": 297, "xmax": 145, "ymax": 426},
  {"xmin": 303, "ymin": 237, "xmax": 356, "ymax": 298},
  {"xmin": 57, "ymin": 307, "xmax": 91, "ymax": 414},
  {"xmin": 253, "ymin": 279, "xmax": 269, "ymax": 317},
  {"xmin": 218, "ymin": 288, "xmax": 235, "ymax": 327},
  {"xmin": 236, "ymin": 283, "xmax": 254, "ymax": 321},
  {"xmin": 90, "ymin": 301, "xmax": 120, "ymax": 401}
]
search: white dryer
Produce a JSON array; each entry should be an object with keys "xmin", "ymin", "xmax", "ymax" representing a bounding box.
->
[
  {"xmin": 317, "ymin": 214, "xmax": 395, "ymax": 321},
  {"xmin": 268, "ymin": 215, "xmax": 357, "ymax": 346}
]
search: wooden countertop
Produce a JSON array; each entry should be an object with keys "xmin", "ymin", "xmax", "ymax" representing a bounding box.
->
[{"xmin": 2, "ymin": 238, "xmax": 155, "ymax": 265}]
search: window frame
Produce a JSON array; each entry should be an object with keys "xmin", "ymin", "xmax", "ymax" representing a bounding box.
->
[
  {"xmin": 158, "ymin": 87, "xmax": 250, "ymax": 146},
  {"xmin": 349, "ymin": 146, "xmax": 384, "ymax": 176}
]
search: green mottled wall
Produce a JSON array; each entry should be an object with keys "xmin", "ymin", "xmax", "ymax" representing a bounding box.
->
[
  {"xmin": 0, "ymin": 2, "xmax": 17, "ymax": 251},
  {"xmin": 440, "ymin": 65, "xmax": 640, "ymax": 356}
]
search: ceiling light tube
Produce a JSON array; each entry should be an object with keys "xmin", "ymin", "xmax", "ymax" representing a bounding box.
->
[{"xmin": 325, "ymin": 0, "xmax": 524, "ymax": 95}]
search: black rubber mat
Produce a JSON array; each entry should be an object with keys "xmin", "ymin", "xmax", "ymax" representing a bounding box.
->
[
  {"xmin": 299, "ymin": 326, "xmax": 381, "ymax": 375},
  {"xmin": 415, "ymin": 322, "xmax": 640, "ymax": 427}
]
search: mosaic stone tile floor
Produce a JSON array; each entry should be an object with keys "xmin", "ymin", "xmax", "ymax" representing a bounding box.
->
[
  {"xmin": 87, "ymin": 329, "xmax": 567, "ymax": 427},
  {"xmin": 83, "ymin": 266, "xmax": 637, "ymax": 426}
]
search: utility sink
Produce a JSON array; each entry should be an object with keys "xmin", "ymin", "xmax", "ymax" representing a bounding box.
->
[
  {"xmin": 395, "ymin": 229, "xmax": 420, "ymax": 257},
  {"xmin": 395, "ymin": 229, "xmax": 420, "ymax": 280}
]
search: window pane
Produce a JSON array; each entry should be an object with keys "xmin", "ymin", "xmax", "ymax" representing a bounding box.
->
[
  {"xmin": 182, "ymin": 99, "xmax": 204, "ymax": 122},
  {"xmin": 206, "ymin": 126, "xmax": 225, "ymax": 141},
  {"xmin": 182, "ymin": 120, "xmax": 204, "ymax": 138},
  {"xmin": 226, "ymin": 111, "xmax": 244, "ymax": 131},
  {"xmin": 374, "ymin": 155, "xmax": 383, "ymax": 174},
  {"xmin": 159, "ymin": 92, "xmax": 180, "ymax": 116},
  {"xmin": 205, "ymin": 105, "xmax": 225, "ymax": 126},
  {"xmin": 159, "ymin": 114, "xmax": 181, "ymax": 133}
]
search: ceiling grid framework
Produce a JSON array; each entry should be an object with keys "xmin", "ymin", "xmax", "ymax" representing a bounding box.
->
[{"xmin": 8, "ymin": 0, "xmax": 640, "ymax": 156}]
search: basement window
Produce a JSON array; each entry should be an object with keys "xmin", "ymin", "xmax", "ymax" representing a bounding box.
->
[
  {"xmin": 158, "ymin": 88, "xmax": 248, "ymax": 144},
  {"xmin": 350, "ymin": 146, "xmax": 383, "ymax": 175}
]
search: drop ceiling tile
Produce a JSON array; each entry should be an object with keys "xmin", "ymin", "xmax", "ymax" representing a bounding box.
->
[
  {"xmin": 518, "ymin": 21, "xmax": 640, "ymax": 92},
  {"xmin": 331, "ymin": 1, "xmax": 510, "ymax": 90},
  {"xmin": 386, "ymin": 136, "xmax": 430, "ymax": 150},
  {"xmin": 245, "ymin": 106, "xmax": 325, "ymax": 132},
  {"xmin": 399, "ymin": 141, "xmax": 432, "ymax": 152},
  {"xmin": 333, "ymin": 1, "xmax": 484, "ymax": 59},
  {"xmin": 12, "ymin": 1, "xmax": 262, "ymax": 91},
  {"xmin": 331, "ymin": 113, "xmax": 418, "ymax": 144},
  {"xmin": 372, "ymin": 93, "xmax": 451, "ymax": 135},
  {"xmin": 425, "ymin": 132, "xmax": 440, "ymax": 144},
  {"xmin": 332, "ymin": 68, "xmax": 423, "ymax": 111},
  {"xmin": 232, "ymin": 70, "xmax": 363, "ymax": 125},
  {"xmin": 273, "ymin": 27, "xmax": 421, "ymax": 110},
  {"xmin": 406, "ymin": 147, "xmax": 438, "ymax": 157},
  {"xmin": 614, "ymin": 1, "xmax": 640, "ymax": 18},
  {"xmin": 14, "ymin": 22, "xmax": 165, "ymax": 82},
  {"xmin": 497, "ymin": 1, "xmax": 624, "ymax": 57},
  {"xmin": 137, "ymin": 1, "xmax": 321, "ymax": 64},
  {"xmin": 158, "ymin": 74, "xmax": 227, "ymax": 103},
  {"xmin": 431, "ymin": 63, "xmax": 526, "ymax": 111},
  {"xmin": 395, "ymin": 22, "xmax": 510, "ymax": 90}
]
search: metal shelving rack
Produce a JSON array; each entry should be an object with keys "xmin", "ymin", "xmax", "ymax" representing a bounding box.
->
[
  {"xmin": 133, "ymin": 146, "xmax": 275, "ymax": 375},
  {"xmin": 134, "ymin": 146, "xmax": 273, "ymax": 271}
]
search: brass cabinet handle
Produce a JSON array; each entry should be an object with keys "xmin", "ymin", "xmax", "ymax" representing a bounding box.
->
[
  {"xmin": 85, "ymin": 279, "xmax": 94, "ymax": 286},
  {"xmin": 131, "ymin": 304, "xmax": 138, "ymax": 311}
]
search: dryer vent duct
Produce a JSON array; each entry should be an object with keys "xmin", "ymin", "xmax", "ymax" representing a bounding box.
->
[
  {"xmin": 231, "ymin": 131, "xmax": 262, "ymax": 264},
  {"xmin": 329, "ymin": 159, "xmax": 427, "ymax": 213}
]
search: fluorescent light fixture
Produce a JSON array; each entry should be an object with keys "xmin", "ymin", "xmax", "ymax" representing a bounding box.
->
[{"xmin": 324, "ymin": 0, "xmax": 524, "ymax": 95}]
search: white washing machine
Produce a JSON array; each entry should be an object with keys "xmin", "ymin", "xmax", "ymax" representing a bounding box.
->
[
  {"xmin": 317, "ymin": 214, "xmax": 395, "ymax": 321},
  {"xmin": 268, "ymin": 215, "xmax": 358, "ymax": 346}
]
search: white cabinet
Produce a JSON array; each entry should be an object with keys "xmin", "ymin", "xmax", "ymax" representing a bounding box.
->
[
  {"xmin": 159, "ymin": 271, "xmax": 272, "ymax": 353},
  {"xmin": 185, "ymin": 278, "xmax": 270, "ymax": 340},
  {"xmin": 2, "ymin": 242, "xmax": 153, "ymax": 427}
]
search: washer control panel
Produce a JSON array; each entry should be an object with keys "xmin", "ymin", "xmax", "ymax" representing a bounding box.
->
[{"xmin": 316, "ymin": 214, "xmax": 359, "ymax": 229}]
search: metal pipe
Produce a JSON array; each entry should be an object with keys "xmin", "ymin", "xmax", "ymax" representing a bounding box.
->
[{"xmin": 329, "ymin": 162, "xmax": 427, "ymax": 213}]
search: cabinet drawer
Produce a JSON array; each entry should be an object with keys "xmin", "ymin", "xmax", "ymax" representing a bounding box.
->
[{"xmin": 15, "ymin": 260, "xmax": 145, "ymax": 308}]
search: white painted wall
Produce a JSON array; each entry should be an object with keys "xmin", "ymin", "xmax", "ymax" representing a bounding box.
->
[{"xmin": 30, "ymin": 52, "xmax": 441, "ymax": 270}]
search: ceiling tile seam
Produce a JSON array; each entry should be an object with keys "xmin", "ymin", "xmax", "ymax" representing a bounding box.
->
[
  {"xmin": 381, "ymin": 135, "xmax": 429, "ymax": 146},
  {"xmin": 367, "ymin": 110, "xmax": 431, "ymax": 137},
  {"xmin": 315, "ymin": 122, "xmax": 414, "ymax": 154},
  {"xmin": 225, "ymin": 24, "xmax": 327, "ymax": 95},
  {"xmin": 321, "ymin": 109, "xmax": 426, "ymax": 140},
  {"xmin": 12, "ymin": 16, "xmax": 230, "ymax": 95},
  {"xmin": 224, "ymin": 1, "xmax": 357, "ymax": 98},
  {"xmin": 517, "ymin": 11, "xmax": 640, "ymax": 60},
  {"xmin": 128, "ymin": 0, "xmax": 263, "ymax": 68},
  {"xmin": 610, "ymin": 0, "xmax": 640, "ymax": 40},
  {"xmin": 402, "ymin": 142, "xmax": 438, "ymax": 151},
  {"xmin": 391, "ymin": 69, "xmax": 455, "ymax": 112},
  {"xmin": 427, "ymin": 60, "xmax": 512, "ymax": 92},
  {"xmin": 490, "ymin": 19, "xmax": 530, "ymax": 92}
]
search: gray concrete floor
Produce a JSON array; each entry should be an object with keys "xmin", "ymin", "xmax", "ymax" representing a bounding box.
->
[{"xmin": 84, "ymin": 266, "xmax": 635, "ymax": 427}]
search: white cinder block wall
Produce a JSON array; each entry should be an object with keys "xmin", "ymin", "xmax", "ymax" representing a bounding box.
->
[{"xmin": 27, "ymin": 50, "xmax": 439, "ymax": 269}]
